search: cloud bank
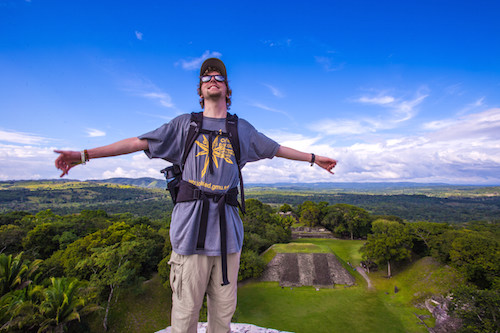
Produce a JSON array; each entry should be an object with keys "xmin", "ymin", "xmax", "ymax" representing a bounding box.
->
[
  {"xmin": 245, "ymin": 107, "xmax": 500, "ymax": 184},
  {"xmin": 1, "ymin": 108, "xmax": 499, "ymax": 184},
  {"xmin": 176, "ymin": 51, "xmax": 223, "ymax": 71}
]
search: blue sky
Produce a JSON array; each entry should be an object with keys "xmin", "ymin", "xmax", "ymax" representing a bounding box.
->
[{"xmin": 1, "ymin": 0, "xmax": 500, "ymax": 184}]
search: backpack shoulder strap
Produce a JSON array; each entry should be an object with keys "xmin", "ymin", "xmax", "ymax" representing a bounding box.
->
[
  {"xmin": 225, "ymin": 113, "xmax": 246, "ymax": 213},
  {"xmin": 225, "ymin": 113, "xmax": 240, "ymax": 165},
  {"xmin": 181, "ymin": 112, "xmax": 203, "ymax": 169}
]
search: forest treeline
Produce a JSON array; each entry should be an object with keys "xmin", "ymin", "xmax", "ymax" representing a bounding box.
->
[
  {"xmin": 2, "ymin": 180, "xmax": 500, "ymax": 223},
  {"xmin": 285, "ymin": 200, "xmax": 499, "ymax": 332},
  {"xmin": 0, "ymin": 181, "xmax": 499, "ymax": 331},
  {"xmin": 0, "ymin": 199, "xmax": 293, "ymax": 332}
]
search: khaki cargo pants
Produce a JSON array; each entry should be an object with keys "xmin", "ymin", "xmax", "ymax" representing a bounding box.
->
[{"xmin": 168, "ymin": 251, "xmax": 241, "ymax": 333}]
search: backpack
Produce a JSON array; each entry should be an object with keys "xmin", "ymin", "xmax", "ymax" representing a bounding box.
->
[{"xmin": 161, "ymin": 111, "xmax": 245, "ymax": 213}]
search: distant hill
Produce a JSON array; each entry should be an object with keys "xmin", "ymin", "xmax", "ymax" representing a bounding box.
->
[
  {"xmin": 89, "ymin": 177, "xmax": 165, "ymax": 189},
  {"xmin": 1, "ymin": 179, "xmax": 499, "ymax": 223},
  {"xmin": 86, "ymin": 178, "xmax": 499, "ymax": 193}
]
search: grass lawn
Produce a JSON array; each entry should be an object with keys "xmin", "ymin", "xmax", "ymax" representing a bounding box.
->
[
  {"xmin": 261, "ymin": 242, "xmax": 330, "ymax": 264},
  {"xmin": 294, "ymin": 238, "xmax": 365, "ymax": 266},
  {"xmin": 369, "ymin": 257, "xmax": 465, "ymax": 306},
  {"xmin": 85, "ymin": 239, "xmax": 456, "ymax": 333},
  {"xmin": 237, "ymin": 238, "xmax": 440, "ymax": 332},
  {"xmin": 237, "ymin": 282, "xmax": 427, "ymax": 333}
]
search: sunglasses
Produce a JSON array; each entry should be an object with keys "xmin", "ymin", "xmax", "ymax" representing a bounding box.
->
[{"xmin": 201, "ymin": 75, "xmax": 226, "ymax": 83}]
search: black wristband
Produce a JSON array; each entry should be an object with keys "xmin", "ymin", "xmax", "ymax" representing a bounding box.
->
[{"xmin": 310, "ymin": 153, "xmax": 315, "ymax": 166}]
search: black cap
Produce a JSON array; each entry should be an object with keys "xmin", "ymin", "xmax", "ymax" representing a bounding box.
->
[{"xmin": 200, "ymin": 58, "xmax": 227, "ymax": 78}]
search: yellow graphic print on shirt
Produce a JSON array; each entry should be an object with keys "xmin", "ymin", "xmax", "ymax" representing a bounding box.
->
[{"xmin": 195, "ymin": 134, "xmax": 234, "ymax": 178}]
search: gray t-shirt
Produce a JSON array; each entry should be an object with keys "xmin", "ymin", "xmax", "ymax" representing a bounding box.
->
[{"xmin": 138, "ymin": 113, "xmax": 280, "ymax": 256}]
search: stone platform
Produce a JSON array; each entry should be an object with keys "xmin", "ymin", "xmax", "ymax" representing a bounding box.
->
[
  {"xmin": 155, "ymin": 322, "xmax": 293, "ymax": 332},
  {"xmin": 260, "ymin": 253, "xmax": 355, "ymax": 287}
]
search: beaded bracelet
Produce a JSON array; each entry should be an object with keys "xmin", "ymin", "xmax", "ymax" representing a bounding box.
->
[{"xmin": 81, "ymin": 149, "xmax": 89, "ymax": 165}]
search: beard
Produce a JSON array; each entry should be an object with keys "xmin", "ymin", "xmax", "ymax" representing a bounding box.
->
[{"xmin": 203, "ymin": 87, "xmax": 226, "ymax": 103}]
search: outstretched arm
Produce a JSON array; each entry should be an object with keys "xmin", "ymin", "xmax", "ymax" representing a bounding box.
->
[
  {"xmin": 54, "ymin": 137, "xmax": 149, "ymax": 177},
  {"xmin": 275, "ymin": 146, "xmax": 337, "ymax": 174}
]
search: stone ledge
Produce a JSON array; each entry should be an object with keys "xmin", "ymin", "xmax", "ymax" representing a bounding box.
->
[{"xmin": 156, "ymin": 322, "xmax": 293, "ymax": 333}]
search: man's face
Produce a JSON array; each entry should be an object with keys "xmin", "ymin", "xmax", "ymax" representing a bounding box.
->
[{"xmin": 200, "ymin": 70, "xmax": 227, "ymax": 101}]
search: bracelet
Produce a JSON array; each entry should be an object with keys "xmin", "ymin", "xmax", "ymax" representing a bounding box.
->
[
  {"xmin": 310, "ymin": 153, "xmax": 315, "ymax": 166},
  {"xmin": 80, "ymin": 149, "xmax": 89, "ymax": 165},
  {"xmin": 80, "ymin": 151, "xmax": 86, "ymax": 165}
]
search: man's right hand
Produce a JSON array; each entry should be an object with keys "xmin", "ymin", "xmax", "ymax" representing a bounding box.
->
[
  {"xmin": 53, "ymin": 137, "xmax": 149, "ymax": 178},
  {"xmin": 54, "ymin": 150, "xmax": 81, "ymax": 177}
]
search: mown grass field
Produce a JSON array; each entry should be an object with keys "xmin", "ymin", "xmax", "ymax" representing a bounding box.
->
[
  {"xmin": 237, "ymin": 239, "xmax": 439, "ymax": 333},
  {"xmin": 237, "ymin": 282, "xmax": 425, "ymax": 333},
  {"xmin": 93, "ymin": 238, "xmax": 462, "ymax": 333}
]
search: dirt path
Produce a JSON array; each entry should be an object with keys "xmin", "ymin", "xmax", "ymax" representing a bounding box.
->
[{"xmin": 357, "ymin": 265, "xmax": 374, "ymax": 290}]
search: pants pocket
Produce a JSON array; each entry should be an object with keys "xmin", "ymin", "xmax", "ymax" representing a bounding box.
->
[{"xmin": 168, "ymin": 252, "xmax": 184, "ymax": 300}]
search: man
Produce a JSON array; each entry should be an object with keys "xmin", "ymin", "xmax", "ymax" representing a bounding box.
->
[{"xmin": 55, "ymin": 58, "xmax": 337, "ymax": 333}]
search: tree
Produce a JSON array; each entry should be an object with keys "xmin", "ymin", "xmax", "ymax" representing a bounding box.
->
[
  {"xmin": 0, "ymin": 253, "xmax": 41, "ymax": 297},
  {"xmin": 0, "ymin": 211, "xmax": 31, "ymax": 227},
  {"xmin": 0, "ymin": 225, "xmax": 26, "ymax": 255},
  {"xmin": 238, "ymin": 250, "xmax": 266, "ymax": 281},
  {"xmin": 448, "ymin": 285, "xmax": 500, "ymax": 333},
  {"xmin": 55, "ymin": 222, "xmax": 163, "ymax": 281},
  {"xmin": 279, "ymin": 203, "xmax": 293, "ymax": 213},
  {"xmin": 408, "ymin": 221, "xmax": 450, "ymax": 256},
  {"xmin": 428, "ymin": 229, "xmax": 463, "ymax": 263},
  {"xmin": 322, "ymin": 204, "xmax": 372, "ymax": 239},
  {"xmin": 22, "ymin": 223, "xmax": 60, "ymax": 259},
  {"xmin": 449, "ymin": 232, "xmax": 500, "ymax": 289},
  {"xmin": 77, "ymin": 241, "xmax": 139, "ymax": 331},
  {"xmin": 0, "ymin": 253, "xmax": 43, "ymax": 331},
  {"xmin": 361, "ymin": 219, "xmax": 413, "ymax": 277},
  {"xmin": 39, "ymin": 277, "xmax": 98, "ymax": 333},
  {"xmin": 0, "ymin": 267, "xmax": 96, "ymax": 333},
  {"xmin": 0, "ymin": 282, "xmax": 44, "ymax": 331},
  {"xmin": 298, "ymin": 201, "xmax": 321, "ymax": 227},
  {"xmin": 242, "ymin": 199, "xmax": 291, "ymax": 253}
]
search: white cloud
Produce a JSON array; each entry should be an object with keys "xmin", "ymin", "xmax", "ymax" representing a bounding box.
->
[
  {"xmin": 135, "ymin": 30, "xmax": 143, "ymax": 40},
  {"xmin": 425, "ymin": 108, "xmax": 500, "ymax": 142},
  {"xmin": 444, "ymin": 83, "xmax": 464, "ymax": 96},
  {"xmin": 121, "ymin": 77, "xmax": 175, "ymax": 109},
  {"xmin": 359, "ymin": 96, "xmax": 395, "ymax": 105},
  {"xmin": 358, "ymin": 90, "xmax": 428, "ymax": 123},
  {"xmin": 393, "ymin": 94, "xmax": 427, "ymax": 123},
  {"xmin": 250, "ymin": 102, "xmax": 293, "ymax": 121},
  {"xmin": 176, "ymin": 51, "xmax": 222, "ymax": 71},
  {"xmin": 263, "ymin": 84, "xmax": 284, "ymax": 98},
  {"xmin": 308, "ymin": 119, "xmax": 375, "ymax": 136},
  {"xmin": 257, "ymin": 108, "xmax": 500, "ymax": 184},
  {"xmin": 457, "ymin": 97, "xmax": 486, "ymax": 115},
  {"xmin": 86, "ymin": 128, "xmax": 106, "ymax": 137},
  {"xmin": 0, "ymin": 129, "xmax": 49, "ymax": 145},
  {"xmin": 136, "ymin": 111, "xmax": 174, "ymax": 122},
  {"xmin": 2, "ymin": 109, "xmax": 500, "ymax": 185},
  {"xmin": 333, "ymin": 108, "xmax": 500, "ymax": 184},
  {"xmin": 264, "ymin": 131, "xmax": 325, "ymax": 152},
  {"xmin": 0, "ymin": 144, "xmax": 57, "ymax": 180},
  {"xmin": 262, "ymin": 39, "xmax": 292, "ymax": 48},
  {"xmin": 311, "ymin": 89, "xmax": 429, "ymax": 136},
  {"xmin": 91, "ymin": 154, "xmax": 168, "ymax": 179},
  {"xmin": 314, "ymin": 56, "xmax": 345, "ymax": 72},
  {"xmin": 142, "ymin": 92, "xmax": 174, "ymax": 108}
]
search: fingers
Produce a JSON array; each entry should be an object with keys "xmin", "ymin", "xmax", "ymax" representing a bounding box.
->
[
  {"xmin": 316, "ymin": 156, "xmax": 337, "ymax": 174},
  {"xmin": 54, "ymin": 150, "xmax": 78, "ymax": 178}
]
